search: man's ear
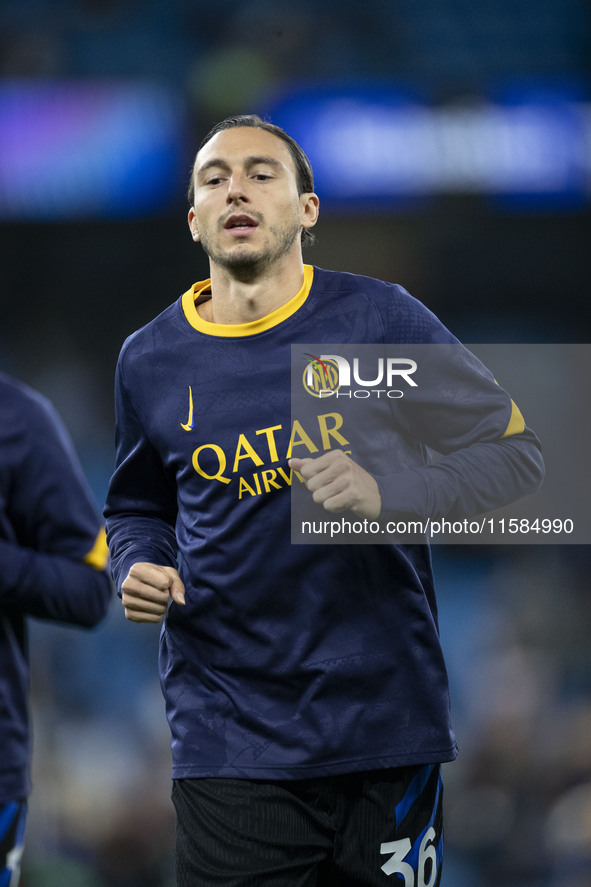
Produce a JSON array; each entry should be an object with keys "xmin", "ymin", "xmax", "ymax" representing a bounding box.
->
[
  {"xmin": 300, "ymin": 192, "xmax": 319, "ymax": 232},
  {"xmin": 188, "ymin": 208, "xmax": 200, "ymax": 242}
]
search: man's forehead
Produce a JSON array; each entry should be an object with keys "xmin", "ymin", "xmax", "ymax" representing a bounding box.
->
[{"xmin": 195, "ymin": 126, "xmax": 294, "ymax": 171}]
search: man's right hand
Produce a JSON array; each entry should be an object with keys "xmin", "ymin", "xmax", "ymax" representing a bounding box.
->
[{"xmin": 121, "ymin": 563, "xmax": 186, "ymax": 623}]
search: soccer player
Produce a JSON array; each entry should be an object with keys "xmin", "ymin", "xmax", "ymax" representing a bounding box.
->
[
  {"xmin": 0, "ymin": 372, "xmax": 112, "ymax": 886},
  {"xmin": 104, "ymin": 115, "xmax": 544, "ymax": 886}
]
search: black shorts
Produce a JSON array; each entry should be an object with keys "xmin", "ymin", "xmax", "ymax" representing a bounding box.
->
[{"xmin": 172, "ymin": 764, "xmax": 443, "ymax": 886}]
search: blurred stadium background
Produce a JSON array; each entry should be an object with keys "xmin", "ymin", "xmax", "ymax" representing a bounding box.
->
[{"xmin": 1, "ymin": 1, "xmax": 590, "ymax": 884}]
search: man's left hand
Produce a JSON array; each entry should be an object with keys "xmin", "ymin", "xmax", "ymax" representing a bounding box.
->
[{"xmin": 289, "ymin": 450, "xmax": 381, "ymax": 519}]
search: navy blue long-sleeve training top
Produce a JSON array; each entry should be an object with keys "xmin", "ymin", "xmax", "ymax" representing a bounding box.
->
[{"xmin": 105, "ymin": 266, "xmax": 543, "ymax": 780}]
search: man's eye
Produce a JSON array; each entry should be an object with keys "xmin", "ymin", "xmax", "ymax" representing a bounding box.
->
[{"xmin": 253, "ymin": 173, "xmax": 271, "ymax": 181}]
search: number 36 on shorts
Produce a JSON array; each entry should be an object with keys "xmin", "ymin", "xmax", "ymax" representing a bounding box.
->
[{"xmin": 380, "ymin": 827, "xmax": 439, "ymax": 885}]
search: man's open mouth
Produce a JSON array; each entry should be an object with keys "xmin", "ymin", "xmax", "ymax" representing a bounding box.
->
[{"xmin": 224, "ymin": 215, "xmax": 258, "ymax": 230}]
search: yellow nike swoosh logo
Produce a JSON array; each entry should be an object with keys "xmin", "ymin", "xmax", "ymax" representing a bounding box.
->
[{"xmin": 181, "ymin": 385, "xmax": 194, "ymax": 431}]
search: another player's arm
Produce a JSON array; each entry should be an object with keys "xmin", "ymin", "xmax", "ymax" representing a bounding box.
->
[{"xmin": 0, "ymin": 387, "xmax": 111, "ymax": 627}]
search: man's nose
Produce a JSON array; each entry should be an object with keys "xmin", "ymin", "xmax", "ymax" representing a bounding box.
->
[{"xmin": 226, "ymin": 172, "xmax": 248, "ymax": 202}]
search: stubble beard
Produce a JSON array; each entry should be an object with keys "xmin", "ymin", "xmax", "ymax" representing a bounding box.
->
[{"xmin": 200, "ymin": 214, "xmax": 302, "ymax": 283}]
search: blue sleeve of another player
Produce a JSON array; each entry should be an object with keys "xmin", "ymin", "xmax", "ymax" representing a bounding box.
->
[
  {"xmin": 374, "ymin": 344, "xmax": 545, "ymax": 520},
  {"xmin": 104, "ymin": 360, "xmax": 179, "ymax": 594},
  {"xmin": 0, "ymin": 388, "xmax": 111, "ymax": 627},
  {"xmin": 0, "ymin": 537, "xmax": 111, "ymax": 626}
]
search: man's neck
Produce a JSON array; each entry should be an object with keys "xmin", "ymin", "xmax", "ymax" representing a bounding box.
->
[{"xmin": 199, "ymin": 256, "xmax": 306, "ymax": 325}]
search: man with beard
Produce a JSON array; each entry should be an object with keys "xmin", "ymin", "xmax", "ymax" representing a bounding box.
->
[{"xmin": 104, "ymin": 115, "xmax": 543, "ymax": 886}]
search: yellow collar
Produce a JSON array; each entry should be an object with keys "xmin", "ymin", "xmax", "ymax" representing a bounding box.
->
[{"xmin": 181, "ymin": 265, "xmax": 314, "ymax": 338}]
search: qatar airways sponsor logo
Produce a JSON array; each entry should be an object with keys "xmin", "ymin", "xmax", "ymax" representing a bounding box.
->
[{"xmin": 302, "ymin": 352, "xmax": 418, "ymax": 399}]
